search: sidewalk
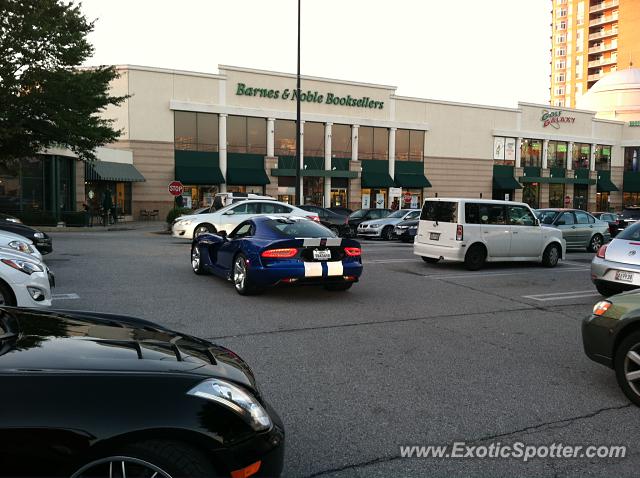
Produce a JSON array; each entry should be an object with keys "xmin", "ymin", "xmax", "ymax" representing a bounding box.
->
[{"xmin": 35, "ymin": 221, "xmax": 166, "ymax": 233}]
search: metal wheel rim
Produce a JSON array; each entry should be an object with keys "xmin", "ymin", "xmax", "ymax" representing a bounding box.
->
[
  {"xmin": 591, "ymin": 235, "xmax": 602, "ymax": 251},
  {"xmin": 195, "ymin": 227, "xmax": 206, "ymax": 237},
  {"xmin": 71, "ymin": 455, "xmax": 173, "ymax": 478},
  {"xmin": 234, "ymin": 257, "xmax": 246, "ymax": 290},
  {"xmin": 191, "ymin": 246, "xmax": 200, "ymax": 271},
  {"xmin": 548, "ymin": 246, "xmax": 559, "ymax": 265},
  {"xmin": 624, "ymin": 345, "xmax": 640, "ymax": 397}
]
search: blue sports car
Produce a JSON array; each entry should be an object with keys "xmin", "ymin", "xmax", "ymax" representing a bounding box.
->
[{"xmin": 191, "ymin": 216, "xmax": 363, "ymax": 295}]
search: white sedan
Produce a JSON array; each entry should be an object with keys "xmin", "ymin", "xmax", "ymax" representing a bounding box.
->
[
  {"xmin": 0, "ymin": 230, "xmax": 42, "ymax": 262},
  {"xmin": 0, "ymin": 248, "xmax": 53, "ymax": 307},
  {"xmin": 172, "ymin": 200, "xmax": 318, "ymax": 240}
]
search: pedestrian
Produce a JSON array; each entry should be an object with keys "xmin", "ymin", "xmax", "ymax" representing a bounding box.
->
[
  {"xmin": 102, "ymin": 188, "xmax": 113, "ymax": 226},
  {"xmin": 391, "ymin": 198, "xmax": 399, "ymax": 211}
]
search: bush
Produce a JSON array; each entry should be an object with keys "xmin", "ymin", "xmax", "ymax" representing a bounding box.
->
[{"xmin": 166, "ymin": 207, "xmax": 192, "ymax": 225}]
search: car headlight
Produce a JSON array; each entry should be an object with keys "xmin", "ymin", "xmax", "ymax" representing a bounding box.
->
[
  {"xmin": 178, "ymin": 220, "xmax": 192, "ymax": 226},
  {"xmin": 409, "ymin": 226, "xmax": 418, "ymax": 230},
  {"xmin": 8, "ymin": 241, "xmax": 34, "ymax": 254},
  {"xmin": 33, "ymin": 232, "xmax": 45, "ymax": 239},
  {"xmin": 1, "ymin": 258, "xmax": 44, "ymax": 275},
  {"xmin": 396, "ymin": 225, "xmax": 407, "ymax": 230},
  {"xmin": 187, "ymin": 379, "xmax": 271, "ymax": 431}
]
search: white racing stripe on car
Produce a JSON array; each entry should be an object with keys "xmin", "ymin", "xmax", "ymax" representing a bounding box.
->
[
  {"xmin": 325, "ymin": 238, "xmax": 342, "ymax": 246},
  {"xmin": 304, "ymin": 262, "xmax": 323, "ymax": 277},
  {"xmin": 302, "ymin": 238, "xmax": 322, "ymax": 247},
  {"xmin": 326, "ymin": 261, "xmax": 344, "ymax": 276}
]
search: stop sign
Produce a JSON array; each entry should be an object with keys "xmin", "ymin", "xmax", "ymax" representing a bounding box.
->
[
  {"xmin": 168, "ymin": 181, "xmax": 184, "ymax": 197},
  {"xmin": 403, "ymin": 193, "xmax": 412, "ymax": 203}
]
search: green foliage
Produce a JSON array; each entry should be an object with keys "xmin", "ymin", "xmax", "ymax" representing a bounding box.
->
[
  {"xmin": 0, "ymin": 0, "xmax": 126, "ymax": 162},
  {"xmin": 166, "ymin": 208, "xmax": 192, "ymax": 225}
]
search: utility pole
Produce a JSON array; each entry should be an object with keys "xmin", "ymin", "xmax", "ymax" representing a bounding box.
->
[{"xmin": 294, "ymin": 0, "xmax": 302, "ymax": 205}]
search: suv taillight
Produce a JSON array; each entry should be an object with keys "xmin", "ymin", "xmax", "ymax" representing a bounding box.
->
[{"xmin": 456, "ymin": 224, "xmax": 463, "ymax": 241}]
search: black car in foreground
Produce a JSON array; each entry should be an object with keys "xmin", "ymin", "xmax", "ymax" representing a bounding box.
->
[
  {"xmin": 0, "ymin": 307, "xmax": 284, "ymax": 477},
  {"xmin": 393, "ymin": 219, "xmax": 418, "ymax": 242},
  {"xmin": 0, "ymin": 214, "xmax": 52, "ymax": 254}
]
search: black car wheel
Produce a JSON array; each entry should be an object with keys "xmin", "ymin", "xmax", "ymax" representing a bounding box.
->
[
  {"xmin": 422, "ymin": 256, "xmax": 439, "ymax": 263},
  {"xmin": 0, "ymin": 282, "xmax": 15, "ymax": 306},
  {"xmin": 233, "ymin": 254, "xmax": 262, "ymax": 295},
  {"xmin": 464, "ymin": 244, "xmax": 486, "ymax": 271},
  {"xmin": 191, "ymin": 244, "xmax": 207, "ymax": 275},
  {"xmin": 614, "ymin": 331, "xmax": 640, "ymax": 407},
  {"xmin": 324, "ymin": 282, "xmax": 353, "ymax": 291},
  {"xmin": 588, "ymin": 234, "xmax": 604, "ymax": 253},
  {"xmin": 71, "ymin": 440, "xmax": 217, "ymax": 478},
  {"xmin": 194, "ymin": 223, "xmax": 215, "ymax": 237},
  {"xmin": 542, "ymin": 243, "xmax": 560, "ymax": 267},
  {"xmin": 382, "ymin": 226, "xmax": 394, "ymax": 241},
  {"xmin": 595, "ymin": 282, "xmax": 623, "ymax": 297}
]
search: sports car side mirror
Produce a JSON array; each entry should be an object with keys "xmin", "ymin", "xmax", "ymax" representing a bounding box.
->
[{"xmin": 218, "ymin": 230, "xmax": 227, "ymax": 239}]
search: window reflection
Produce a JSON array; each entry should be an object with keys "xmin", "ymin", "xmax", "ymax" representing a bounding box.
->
[
  {"xmin": 359, "ymin": 126, "xmax": 388, "ymax": 160},
  {"xmin": 331, "ymin": 124, "xmax": 351, "ymax": 159},
  {"xmin": 275, "ymin": 120, "xmax": 296, "ymax": 156},
  {"xmin": 304, "ymin": 122, "xmax": 324, "ymax": 157},
  {"xmin": 174, "ymin": 111, "xmax": 218, "ymax": 151}
]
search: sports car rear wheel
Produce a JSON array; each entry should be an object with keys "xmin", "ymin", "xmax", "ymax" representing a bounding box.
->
[
  {"xmin": 191, "ymin": 244, "xmax": 207, "ymax": 275},
  {"xmin": 233, "ymin": 254, "xmax": 262, "ymax": 295}
]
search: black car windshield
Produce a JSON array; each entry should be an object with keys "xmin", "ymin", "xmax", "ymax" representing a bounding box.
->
[
  {"xmin": 388, "ymin": 210, "xmax": 408, "ymax": 218},
  {"xmin": 535, "ymin": 210, "xmax": 559, "ymax": 225},
  {"xmin": 617, "ymin": 223, "xmax": 640, "ymax": 241},
  {"xmin": 349, "ymin": 210, "xmax": 367, "ymax": 219},
  {"xmin": 265, "ymin": 219, "xmax": 337, "ymax": 238}
]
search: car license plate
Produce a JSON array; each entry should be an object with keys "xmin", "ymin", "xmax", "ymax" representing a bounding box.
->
[
  {"xmin": 615, "ymin": 271, "xmax": 634, "ymax": 283},
  {"xmin": 313, "ymin": 249, "xmax": 332, "ymax": 261},
  {"xmin": 430, "ymin": 232, "xmax": 440, "ymax": 241}
]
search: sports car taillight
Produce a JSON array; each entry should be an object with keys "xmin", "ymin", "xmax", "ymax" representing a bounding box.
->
[
  {"xmin": 261, "ymin": 248, "xmax": 298, "ymax": 258},
  {"xmin": 344, "ymin": 247, "xmax": 361, "ymax": 256},
  {"xmin": 307, "ymin": 215, "xmax": 320, "ymax": 223},
  {"xmin": 596, "ymin": 244, "xmax": 608, "ymax": 259}
]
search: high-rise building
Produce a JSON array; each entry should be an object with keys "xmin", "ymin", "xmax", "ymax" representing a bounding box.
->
[{"xmin": 550, "ymin": 0, "xmax": 640, "ymax": 108}]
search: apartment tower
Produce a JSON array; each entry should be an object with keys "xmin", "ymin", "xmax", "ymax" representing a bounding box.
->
[{"xmin": 550, "ymin": 0, "xmax": 640, "ymax": 108}]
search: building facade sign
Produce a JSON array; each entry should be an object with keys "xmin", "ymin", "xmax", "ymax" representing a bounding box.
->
[
  {"xmin": 235, "ymin": 82, "xmax": 385, "ymax": 110},
  {"xmin": 630, "ymin": 121, "xmax": 640, "ymax": 127},
  {"xmin": 541, "ymin": 109, "xmax": 576, "ymax": 128}
]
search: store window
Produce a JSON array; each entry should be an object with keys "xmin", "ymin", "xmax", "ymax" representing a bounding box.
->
[
  {"xmin": 396, "ymin": 130, "xmax": 425, "ymax": 161},
  {"xmin": 573, "ymin": 184, "xmax": 588, "ymax": 210},
  {"xmin": 595, "ymin": 145, "xmax": 611, "ymax": 170},
  {"xmin": 624, "ymin": 147, "xmax": 640, "ymax": 172},
  {"xmin": 521, "ymin": 139, "xmax": 542, "ymax": 168},
  {"xmin": 227, "ymin": 116, "xmax": 267, "ymax": 154},
  {"xmin": 624, "ymin": 192, "xmax": 640, "ymax": 207},
  {"xmin": 331, "ymin": 177, "xmax": 348, "ymax": 208},
  {"xmin": 549, "ymin": 183, "xmax": 565, "ymax": 208},
  {"xmin": 303, "ymin": 176, "xmax": 324, "ymax": 206},
  {"xmin": 522, "ymin": 183, "xmax": 540, "ymax": 209},
  {"xmin": 174, "ymin": 111, "xmax": 218, "ymax": 151},
  {"xmin": 360, "ymin": 188, "xmax": 387, "ymax": 209},
  {"xmin": 358, "ymin": 126, "xmax": 389, "ymax": 160},
  {"xmin": 547, "ymin": 141, "xmax": 568, "ymax": 169},
  {"xmin": 573, "ymin": 143, "xmax": 591, "ymax": 169},
  {"xmin": 493, "ymin": 137, "xmax": 517, "ymax": 166},
  {"xmin": 304, "ymin": 122, "xmax": 324, "ymax": 157},
  {"xmin": 596, "ymin": 192, "xmax": 609, "ymax": 211},
  {"xmin": 275, "ymin": 119, "xmax": 296, "ymax": 156},
  {"xmin": 332, "ymin": 124, "xmax": 352, "ymax": 159}
]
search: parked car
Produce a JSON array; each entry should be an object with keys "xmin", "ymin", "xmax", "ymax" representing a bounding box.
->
[
  {"xmin": 592, "ymin": 211, "xmax": 620, "ymax": 237},
  {"xmin": 616, "ymin": 206, "xmax": 640, "ymax": 231},
  {"xmin": 535, "ymin": 208, "xmax": 610, "ymax": 252},
  {"xmin": 172, "ymin": 200, "xmax": 317, "ymax": 239},
  {"xmin": 0, "ymin": 216, "xmax": 52, "ymax": 254},
  {"xmin": 583, "ymin": 291, "xmax": 640, "ymax": 406},
  {"xmin": 0, "ymin": 213, "xmax": 21, "ymax": 224},
  {"xmin": 191, "ymin": 216, "xmax": 363, "ymax": 294},
  {"xmin": 0, "ymin": 230, "xmax": 42, "ymax": 262},
  {"xmin": 297, "ymin": 205, "xmax": 348, "ymax": 235},
  {"xmin": 357, "ymin": 209, "xmax": 420, "ymax": 240},
  {"xmin": 212, "ymin": 192, "xmax": 275, "ymax": 210},
  {"xmin": 414, "ymin": 198, "xmax": 565, "ymax": 270},
  {"xmin": 344, "ymin": 208, "xmax": 392, "ymax": 236},
  {"xmin": 394, "ymin": 219, "xmax": 419, "ymax": 242},
  {"xmin": 0, "ymin": 307, "xmax": 284, "ymax": 476},
  {"xmin": 591, "ymin": 222, "xmax": 640, "ymax": 296},
  {"xmin": 0, "ymin": 248, "xmax": 53, "ymax": 306},
  {"xmin": 328, "ymin": 206, "xmax": 352, "ymax": 216}
]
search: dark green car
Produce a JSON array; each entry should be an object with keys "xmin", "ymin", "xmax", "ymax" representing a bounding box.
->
[{"xmin": 583, "ymin": 291, "xmax": 640, "ymax": 405}]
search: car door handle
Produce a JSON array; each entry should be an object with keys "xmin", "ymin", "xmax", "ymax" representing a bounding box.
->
[{"xmin": 571, "ymin": 226, "xmax": 576, "ymax": 229}]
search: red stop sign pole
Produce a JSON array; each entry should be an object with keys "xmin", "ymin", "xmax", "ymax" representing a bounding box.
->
[{"xmin": 168, "ymin": 181, "xmax": 184, "ymax": 197}]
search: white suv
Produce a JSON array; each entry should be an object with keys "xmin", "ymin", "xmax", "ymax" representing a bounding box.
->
[
  {"xmin": 414, "ymin": 198, "xmax": 566, "ymax": 270},
  {"xmin": 172, "ymin": 200, "xmax": 317, "ymax": 239}
]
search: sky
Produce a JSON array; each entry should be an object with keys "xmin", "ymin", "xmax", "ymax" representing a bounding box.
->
[{"xmin": 77, "ymin": 0, "xmax": 552, "ymax": 108}]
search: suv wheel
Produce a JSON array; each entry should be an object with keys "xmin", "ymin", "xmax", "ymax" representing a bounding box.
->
[
  {"xmin": 464, "ymin": 245, "xmax": 486, "ymax": 271},
  {"xmin": 542, "ymin": 243, "xmax": 560, "ymax": 267}
]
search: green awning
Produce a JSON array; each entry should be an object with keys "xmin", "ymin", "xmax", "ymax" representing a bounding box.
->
[
  {"xmin": 85, "ymin": 161, "xmax": 145, "ymax": 182},
  {"xmin": 175, "ymin": 150, "xmax": 224, "ymax": 185},
  {"xmin": 270, "ymin": 168, "xmax": 357, "ymax": 178},
  {"xmin": 227, "ymin": 167, "xmax": 270, "ymax": 185},
  {"xmin": 493, "ymin": 176, "xmax": 522, "ymax": 189},
  {"xmin": 395, "ymin": 173, "xmax": 431, "ymax": 188},
  {"xmin": 361, "ymin": 160, "xmax": 394, "ymax": 188},
  {"xmin": 597, "ymin": 177, "xmax": 619, "ymax": 192},
  {"xmin": 519, "ymin": 176, "xmax": 549, "ymax": 184}
]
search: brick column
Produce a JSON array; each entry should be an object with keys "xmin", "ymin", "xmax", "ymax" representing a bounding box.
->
[{"xmin": 349, "ymin": 160, "xmax": 362, "ymax": 212}]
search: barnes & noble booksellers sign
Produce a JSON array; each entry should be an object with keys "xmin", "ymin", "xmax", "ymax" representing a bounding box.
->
[{"xmin": 235, "ymin": 83, "xmax": 385, "ymax": 110}]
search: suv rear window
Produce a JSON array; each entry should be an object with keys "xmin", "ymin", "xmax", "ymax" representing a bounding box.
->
[{"xmin": 420, "ymin": 201, "xmax": 457, "ymax": 222}]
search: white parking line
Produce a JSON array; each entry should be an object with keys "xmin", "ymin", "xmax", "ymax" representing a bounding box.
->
[
  {"xmin": 52, "ymin": 293, "xmax": 80, "ymax": 300},
  {"xmin": 562, "ymin": 260, "xmax": 592, "ymax": 267},
  {"xmin": 364, "ymin": 259, "xmax": 417, "ymax": 264},
  {"xmin": 424, "ymin": 267, "xmax": 589, "ymax": 281},
  {"xmin": 522, "ymin": 290, "xmax": 600, "ymax": 301}
]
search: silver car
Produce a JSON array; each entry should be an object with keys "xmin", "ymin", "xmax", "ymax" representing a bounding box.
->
[
  {"xmin": 357, "ymin": 209, "xmax": 421, "ymax": 240},
  {"xmin": 592, "ymin": 222, "xmax": 640, "ymax": 296},
  {"xmin": 536, "ymin": 208, "xmax": 610, "ymax": 252}
]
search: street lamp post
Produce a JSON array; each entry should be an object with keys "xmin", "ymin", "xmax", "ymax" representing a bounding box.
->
[{"xmin": 294, "ymin": 0, "xmax": 301, "ymax": 205}]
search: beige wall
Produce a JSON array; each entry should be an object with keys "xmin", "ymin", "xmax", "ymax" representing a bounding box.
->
[
  {"xmin": 104, "ymin": 69, "xmax": 130, "ymax": 140},
  {"xmin": 425, "ymin": 156, "xmax": 492, "ymax": 199}
]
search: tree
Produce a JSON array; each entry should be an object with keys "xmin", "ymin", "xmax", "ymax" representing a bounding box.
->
[{"xmin": 0, "ymin": 0, "xmax": 126, "ymax": 162}]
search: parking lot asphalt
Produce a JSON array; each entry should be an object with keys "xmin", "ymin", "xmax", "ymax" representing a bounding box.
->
[{"xmin": 45, "ymin": 227, "xmax": 637, "ymax": 477}]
